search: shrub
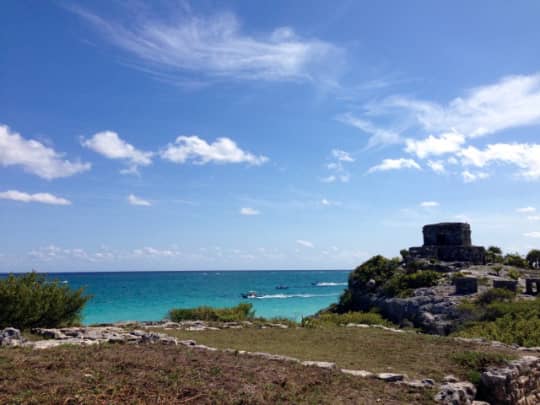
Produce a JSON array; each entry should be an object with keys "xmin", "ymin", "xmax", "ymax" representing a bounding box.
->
[
  {"xmin": 507, "ymin": 268, "xmax": 521, "ymax": 280},
  {"xmin": 0, "ymin": 272, "xmax": 90, "ymax": 330},
  {"xmin": 349, "ymin": 255, "xmax": 401, "ymax": 290},
  {"xmin": 476, "ymin": 288, "xmax": 516, "ymax": 306},
  {"xmin": 503, "ymin": 253, "xmax": 529, "ymax": 269},
  {"xmin": 383, "ymin": 270, "xmax": 442, "ymax": 298},
  {"xmin": 301, "ymin": 311, "xmax": 393, "ymax": 328},
  {"xmin": 168, "ymin": 303, "xmax": 255, "ymax": 322}
]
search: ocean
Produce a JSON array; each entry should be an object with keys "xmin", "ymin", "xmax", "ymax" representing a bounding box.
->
[{"xmin": 27, "ymin": 270, "xmax": 350, "ymax": 324}]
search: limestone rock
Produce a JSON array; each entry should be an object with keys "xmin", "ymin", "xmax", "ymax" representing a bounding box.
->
[
  {"xmin": 435, "ymin": 381, "xmax": 476, "ymax": 404},
  {"xmin": 0, "ymin": 327, "xmax": 23, "ymax": 346},
  {"xmin": 376, "ymin": 373, "xmax": 405, "ymax": 382}
]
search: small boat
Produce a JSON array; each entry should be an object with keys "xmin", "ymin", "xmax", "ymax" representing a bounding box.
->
[
  {"xmin": 275, "ymin": 285, "xmax": 288, "ymax": 290},
  {"xmin": 241, "ymin": 291, "xmax": 259, "ymax": 299}
]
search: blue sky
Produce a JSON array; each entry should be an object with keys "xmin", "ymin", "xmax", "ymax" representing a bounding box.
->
[{"xmin": 2, "ymin": 0, "xmax": 540, "ymax": 272}]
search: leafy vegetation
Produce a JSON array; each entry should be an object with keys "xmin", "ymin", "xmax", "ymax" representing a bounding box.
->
[
  {"xmin": 0, "ymin": 272, "xmax": 90, "ymax": 330},
  {"xmin": 383, "ymin": 270, "xmax": 442, "ymax": 298},
  {"xmin": 456, "ymin": 289, "xmax": 540, "ymax": 346},
  {"xmin": 485, "ymin": 246, "xmax": 503, "ymax": 264},
  {"xmin": 168, "ymin": 303, "xmax": 255, "ymax": 322},
  {"xmin": 301, "ymin": 311, "xmax": 393, "ymax": 328},
  {"xmin": 503, "ymin": 253, "xmax": 529, "ymax": 268},
  {"xmin": 348, "ymin": 255, "xmax": 401, "ymax": 289},
  {"xmin": 526, "ymin": 249, "xmax": 540, "ymax": 269}
]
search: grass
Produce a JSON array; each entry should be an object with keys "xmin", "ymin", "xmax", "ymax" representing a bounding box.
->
[
  {"xmin": 0, "ymin": 344, "xmax": 434, "ymax": 404},
  {"xmin": 156, "ymin": 326, "xmax": 517, "ymax": 381}
]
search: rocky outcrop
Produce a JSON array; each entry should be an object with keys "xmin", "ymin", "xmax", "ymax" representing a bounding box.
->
[
  {"xmin": 480, "ymin": 355, "xmax": 540, "ymax": 405},
  {"xmin": 0, "ymin": 327, "xmax": 24, "ymax": 346},
  {"xmin": 350, "ymin": 286, "xmax": 462, "ymax": 334}
]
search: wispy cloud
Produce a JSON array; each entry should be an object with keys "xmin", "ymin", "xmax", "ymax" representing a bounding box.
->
[
  {"xmin": 240, "ymin": 207, "xmax": 260, "ymax": 216},
  {"xmin": 161, "ymin": 135, "xmax": 268, "ymax": 166},
  {"xmin": 420, "ymin": 201, "xmax": 439, "ymax": 208},
  {"xmin": 82, "ymin": 131, "xmax": 152, "ymax": 174},
  {"xmin": 462, "ymin": 170, "xmax": 490, "ymax": 183},
  {"xmin": 517, "ymin": 207, "xmax": 536, "ymax": 213},
  {"xmin": 321, "ymin": 149, "xmax": 353, "ymax": 183},
  {"xmin": 0, "ymin": 190, "xmax": 71, "ymax": 205},
  {"xmin": 0, "ymin": 124, "xmax": 90, "ymax": 179},
  {"xmin": 368, "ymin": 158, "xmax": 421, "ymax": 173},
  {"xmin": 336, "ymin": 113, "xmax": 401, "ymax": 148},
  {"xmin": 524, "ymin": 232, "xmax": 540, "ymax": 238},
  {"xmin": 71, "ymin": 5, "xmax": 342, "ymax": 85},
  {"xmin": 296, "ymin": 239, "xmax": 314, "ymax": 248},
  {"xmin": 127, "ymin": 194, "xmax": 152, "ymax": 206}
]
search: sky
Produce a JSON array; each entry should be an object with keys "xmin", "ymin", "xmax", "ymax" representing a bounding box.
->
[{"xmin": 1, "ymin": 0, "xmax": 540, "ymax": 272}]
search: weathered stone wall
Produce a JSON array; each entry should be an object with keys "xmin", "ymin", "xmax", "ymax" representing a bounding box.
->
[
  {"xmin": 409, "ymin": 246, "xmax": 486, "ymax": 265},
  {"xmin": 423, "ymin": 223, "xmax": 472, "ymax": 247},
  {"xmin": 480, "ymin": 356, "xmax": 540, "ymax": 405}
]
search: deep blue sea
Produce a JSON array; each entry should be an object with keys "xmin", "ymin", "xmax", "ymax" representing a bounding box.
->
[{"xmin": 10, "ymin": 271, "xmax": 350, "ymax": 324}]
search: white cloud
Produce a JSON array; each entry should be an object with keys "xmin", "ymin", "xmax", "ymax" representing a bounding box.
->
[
  {"xmin": 127, "ymin": 194, "xmax": 151, "ymax": 206},
  {"xmin": 368, "ymin": 158, "xmax": 421, "ymax": 173},
  {"xmin": 161, "ymin": 136, "xmax": 268, "ymax": 166},
  {"xmin": 240, "ymin": 207, "xmax": 260, "ymax": 216},
  {"xmin": 462, "ymin": 170, "xmax": 490, "ymax": 183},
  {"xmin": 0, "ymin": 124, "xmax": 90, "ymax": 179},
  {"xmin": 420, "ymin": 201, "xmax": 439, "ymax": 208},
  {"xmin": 459, "ymin": 143, "xmax": 540, "ymax": 180},
  {"xmin": 336, "ymin": 113, "xmax": 401, "ymax": 148},
  {"xmin": 72, "ymin": 6, "xmax": 342, "ymax": 84},
  {"xmin": 524, "ymin": 232, "xmax": 540, "ymax": 238},
  {"xmin": 82, "ymin": 131, "xmax": 152, "ymax": 174},
  {"xmin": 331, "ymin": 149, "xmax": 354, "ymax": 162},
  {"xmin": 528, "ymin": 216, "xmax": 540, "ymax": 221},
  {"xmin": 427, "ymin": 160, "xmax": 446, "ymax": 174},
  {"xmin": 132, "ymin": 247, "xmax": 178, "ymax": 257},
  {"xmin": 296, "ymin": 239, "xmax": 314, "ymax": 248},
  {"xmin": 380, "ymin": 73, "xmax": 540, "ymax": 139},
  {"xmin": 517, "ymin": 207, "xmax": 536, "ymax": 213},
  {"xmin": 321, "ymin": 198, "xmax": 340, "ymax": 206},
  {"xmin": 0, "ymin": 190, "xmax": 71, "ymax": 205},
  {"xmin": 405, "ymin": 131, "xmax": 465, "ymax": 159}
]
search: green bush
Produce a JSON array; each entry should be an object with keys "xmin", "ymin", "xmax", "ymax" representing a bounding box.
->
[
  {"xmin": 383, "ymin": 270, "xmax": 442, "ymax": 298},
  {"xmin": 0, "ymin": 272, "xmax": 90, "ymax": 330},
  {"xmin": 476, "ymin": 288, "xmax": 516, "ymax": 306},
  {"xmin": 507, "ymin": 268, "xmax": 521, "ymax": 280},
  {"xmin": 349, "ymin": 255, "xmax": 401, "ymax": 290},
  {"xmin": 301, "ymin": 311, "xmax": 393, "ymax": 328},
  {"xmin": 503, "ymin": 253, "xmax": 529, "ymax": 269},
  {"xmin": 168, "ymin": 303, "xmax": 255, "ymax": 322},
  {"xmin": 486, "ymin": 246, "xmax": 503, "ymax": 264}
]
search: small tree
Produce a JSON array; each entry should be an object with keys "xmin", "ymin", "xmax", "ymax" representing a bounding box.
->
[
  {"xmin": 0, "ymin": 272, "xmax": 90, "ymax": 330},
  {"xmin": 526, "ymin": 249, "xmax": 540, "ymax": 269},
  {"xmin": 486, "ymin": 246, "xmax": 503, "ymax": 264}
]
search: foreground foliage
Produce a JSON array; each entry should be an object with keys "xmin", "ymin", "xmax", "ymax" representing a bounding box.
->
[
  {"xmin": 456, "ymin": 290, "xmax": 540, "ymax": 346},
  {"xmin": 452, "ymin": 351, "xmax": 515, "ymax": 386},
  {"xmin": 0, "ymin": 272, "xmax": 90, "ymax": 330},
  {"xmin": 168, "ymin": 303, "xmax": 255, "ymax": 322}
]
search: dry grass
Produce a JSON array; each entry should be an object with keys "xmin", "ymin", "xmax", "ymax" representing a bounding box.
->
[
  {"xmin": 158, "ymin": 327, "xmax": 518, "ymax": 380},
  {"xmin": 0, "ymin": 344, "xmax": 433, "ymax": 404}
]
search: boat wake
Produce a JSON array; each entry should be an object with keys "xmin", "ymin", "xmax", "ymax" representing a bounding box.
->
[
  {"xmin": 255, "ymin": 293, "xmax": 339, "ymax": 299},
  {"xmin": 313, "ymin": 282, "xmax": 347, "ymax": 287}
]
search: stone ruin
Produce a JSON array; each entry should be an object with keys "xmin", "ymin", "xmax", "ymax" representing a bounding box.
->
[{"xmin": 408, "ymin": 222, "xmax": 486, "ymax": 265}]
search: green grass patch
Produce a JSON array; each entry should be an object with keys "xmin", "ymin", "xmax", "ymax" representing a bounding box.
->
[{"xmin": 301, "ymin": 311, "xmax": 393, "ymax": 328}]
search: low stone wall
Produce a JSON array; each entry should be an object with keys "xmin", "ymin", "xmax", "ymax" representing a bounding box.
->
[{"xmin": 480, "ymin": 356, "xmax": 540, "ymax": 405}]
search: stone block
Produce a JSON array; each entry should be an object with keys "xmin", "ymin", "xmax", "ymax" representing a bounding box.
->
[
  {"xmin": 493, "ymin": 280, "xmax": 518, "ymax": 292},
  {"xmin": 455, "ymin": 277, "xmax": 478, "ymax": 295}
]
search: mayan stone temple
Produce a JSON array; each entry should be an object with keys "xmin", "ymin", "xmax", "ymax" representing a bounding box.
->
[{"xmin": 408, "ymin": 222, "xmax": 486, "ymax": 264}]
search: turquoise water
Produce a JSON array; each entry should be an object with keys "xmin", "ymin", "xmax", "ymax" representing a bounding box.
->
[{"xmin": 36, "ymin": 271, "xmax": 349, "ymax": 324}]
